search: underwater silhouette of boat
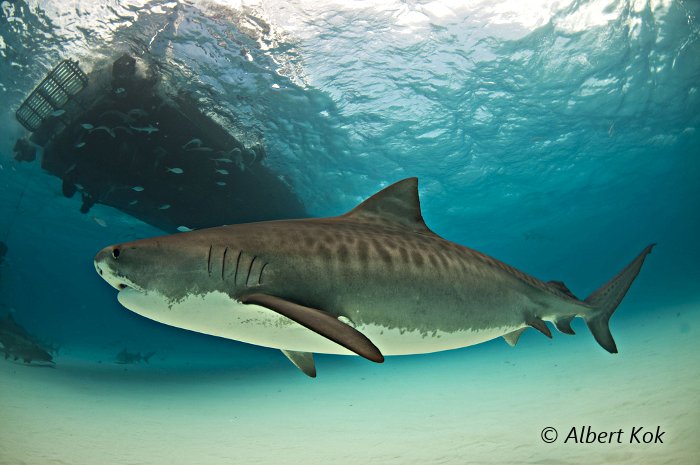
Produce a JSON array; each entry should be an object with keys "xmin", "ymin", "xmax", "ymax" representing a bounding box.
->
[{"xmin": 13, "ymin": 54, "xmax": 306, "ymax": 232}]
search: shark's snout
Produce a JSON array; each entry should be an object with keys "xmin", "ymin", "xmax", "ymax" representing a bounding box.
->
[
  {"xmin": 94, "ymin": 245, "xmax": 130, "ymax": 291},
  {"xmin": 94, "ymin": 245, "xmax": 120, "ymax": 264}
]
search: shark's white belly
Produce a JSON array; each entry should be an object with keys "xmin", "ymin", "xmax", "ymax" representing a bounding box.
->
[{"xmin": 118, "ymin": 289, "xmax": 516, "ymax": 356}]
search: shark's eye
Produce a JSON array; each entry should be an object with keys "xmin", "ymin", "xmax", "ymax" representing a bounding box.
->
[{"xmin": 112, "ymin": 247, "xmax": 121, "ymax": 259}]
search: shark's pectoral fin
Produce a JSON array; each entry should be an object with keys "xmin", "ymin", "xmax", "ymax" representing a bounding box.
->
[
  {"xmin": 240, "ymin": 293, "xmax": 384, "ymax": 363},
  {"xmin": 281, "ymin": 349, "xmax": 316, "ymax": 377},
  {"xmin": 503, "ymin": 328, "xmax": 528, "ymax": 347}
]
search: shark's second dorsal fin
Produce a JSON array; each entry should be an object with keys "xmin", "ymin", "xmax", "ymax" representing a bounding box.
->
[
  {"xmin": 547, "ymin": 280, "xmax": 578, "ymax": 300},
  {"xmin": 342, "ymin": 177, "xmax": 435, "ymax": 235}
]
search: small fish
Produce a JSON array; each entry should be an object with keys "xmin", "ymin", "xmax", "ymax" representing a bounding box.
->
[
  {"xmin": 115, "ymin": 87, "xmax": 126, "ymax": 96},
  {"xmin": 132, "ymin": 186, "xmax": 144, "ymax": 192},
  {"xmin": 75, "ymin": 183, "xmax": 85, "ymax": 191},
  {"xmin": 158, "ymin": 204, "xmax": 171, "ymax": 210},
  {"xmin": 166, "ymin": 167, "xmax": 184, "ymax": 174},
  {"xmin": 210, "ymin": 157, "xmax": 233, "ymax": 164},
  {"xmin": 75, "ymin": 142, "xmax": 86, "ymax": 148},
  {"xmin": 129, "ymin": 124, "xmax": 159, "ymax": 134},
  {"xmin": 93, "ymin": 217, "xmax": 107, "ymax": 228},
  {"xmin": 50, "ymin": 109, "xmax": 66, "ymax": 117},
  {"xmin": 80, "ymin": 123, "xmax": 94, "ymax": 130},
  {"xmin": 186, "ymin": 146, "xmax": 213, "ymax": 152},
  {"xmin": 90, "ymin": 126, "xmax": 116, "ymax": 138},
  {"xmin": 65, "ymin": 164, "xmax": 77, "ymax": 175},
  {"xmin": 177, "ymin": 226, "xmax": 193, "ymax": 232},
  {"xmin": 215, "ymin": 169, "xmax": 229, "ymax": 175},
  {"xmin": 182, "ymin": 138, "xmax": 202, "ymax": 150},
  {"xmin": 129, "ymin": 200, "xmax": 139, "ymax": 206},
  {"xmin": 216, "ymin": 181, "xmax": 227, "ymax": 186}
]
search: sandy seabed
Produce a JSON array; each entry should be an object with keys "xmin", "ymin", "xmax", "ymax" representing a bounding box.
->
[{"xmin": 1, "ymin": 300, "xmax": 698, "ymax": 465}]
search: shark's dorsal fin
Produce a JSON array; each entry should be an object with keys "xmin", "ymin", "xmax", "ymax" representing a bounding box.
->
[
  {"xmin": 342, "ymin": 178, "xmax": 435, "ymax": 235},
  {"xmin": 547, "ymin": 280, "xmax": 578, "ymax": 300}
]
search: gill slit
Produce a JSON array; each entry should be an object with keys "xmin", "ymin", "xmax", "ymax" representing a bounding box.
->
[
  {"xmin": 207, "ymin": 245, "xmax": 212, "ymax": 277},
  {"xmin": 234, "ymin": 250, "xmax": 242, "ymax": 284},
  {"xmin": 258, "ymin": 262, "xmax": 268, "ymax": 285},
  {"xmin": 246, "ymin": 256, "xmax": 257, "ymax": 286},
  {"xmin": 221, "ymin": 246, "xmax": 228, "ymax": 280}
]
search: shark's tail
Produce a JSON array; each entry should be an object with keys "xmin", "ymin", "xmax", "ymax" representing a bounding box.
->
[
  {"xmin": 143, "ymin": 351, "xmax": 155, "ymax": 363},
  {"xmin": 583, "ymin": 244, "xmax": 655, "ymax": 353}
]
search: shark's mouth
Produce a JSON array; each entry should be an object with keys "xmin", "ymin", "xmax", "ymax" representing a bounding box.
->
[
  {"xmin": 116, "ymin": 282, "xmax": 146, "ymax": 295},
  {"xmin": 117, "ymin": 286, "xmax": 148, "ymax": 307},
  {"xmin": 109, "ymin": 278, "xmax": 137, "ymax": 292},
  {"xmin": 95, "ymin": 262, "xmax": 141, "ymax": 293}
]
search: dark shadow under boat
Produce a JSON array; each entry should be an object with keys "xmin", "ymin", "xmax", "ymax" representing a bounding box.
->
[{"xmin": 13, "ymin": 54, "xmax": 306, "ymax": 233}]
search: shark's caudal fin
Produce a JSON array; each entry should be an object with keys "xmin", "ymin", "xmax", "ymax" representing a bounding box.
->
[{"xmin": 583, "ymin": 244, "xmax": 655, "ymax": 353}]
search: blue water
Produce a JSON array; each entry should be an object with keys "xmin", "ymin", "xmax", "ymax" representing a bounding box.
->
[{"xmin": 0, "ymin": 1, "xmax": 699, "ymax": 464}]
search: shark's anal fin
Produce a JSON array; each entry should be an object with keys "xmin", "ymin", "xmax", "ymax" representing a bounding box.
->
[
  {"xmin": 281, "ymin": 350, "xmax": 316, "ymax": 377},
  {"xmin": 554, "ymin": 316, "xmax": 576, "ymax": 335},
  {"xmin": 240, "ymin": 293, "xmax": 384, "ymax": 363},
  {"xmin": 503, "ymin": 328, "xmax": 527, "ymax": 347}
]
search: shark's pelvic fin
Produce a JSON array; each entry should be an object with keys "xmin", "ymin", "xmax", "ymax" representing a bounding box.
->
[
  {"xmin": 281, "ymin": 349, "xmax": 316, "ymax": 377},
  {"xmin": 526, "ymin": 317, "xmax": 552, "ymax": 338},
  {"xmin": 583, "ymin": 244, "xmax": 655, "ymax": 353},
  {"xmin": 503, "ymin": 328, "xmax": 528, "ymax": 347},
  {"xmin": 341, "ymin": 177, "xmax": 436, "ymax": 236},
  {"xmin": 240, "ymin": 293, "xmax": 384, "ymax": 363}
]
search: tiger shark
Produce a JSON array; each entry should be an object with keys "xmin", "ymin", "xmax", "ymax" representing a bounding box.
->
[{"xmin": 94, "ymin": 178, "xmax": 653, "ymax": 377}]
